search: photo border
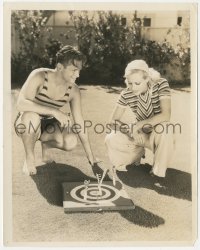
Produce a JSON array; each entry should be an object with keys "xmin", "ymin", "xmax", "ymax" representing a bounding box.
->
[{"xmin": 3, "ymin": 1, "xmax": 198, "ymax": 247}]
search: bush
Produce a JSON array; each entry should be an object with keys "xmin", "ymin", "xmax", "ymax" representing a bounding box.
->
[
  {"xmin": 69, "ymin": 11, "xmax": 133, "ymax": 84},
  {"xmin": 69, "ymin": 11, "xmax": 190, "ymax": 87},
  {"xmin": 11, "ymin": 11, "xmax": 47, "ymax": 87},
  {"xmin": 11, "ymin": 52, "xmax": 44, "ymax": 87},
  {"xmin": 42, "ymin": 38, "xmax": 63, "ymax": 68},
  {"xmin": 11, "ymin": 10, "xmax": 64, "ymax": 87},
  {"xmin": 11, "ymin": 10, "xmax": 190, "ymax": 88}
]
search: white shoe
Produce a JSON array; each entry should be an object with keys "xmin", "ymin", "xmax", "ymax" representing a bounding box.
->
[
  {"xmin": 115, "ymin": 164, "xmax": 128, "ymax": 171},
  {"xmin": 134, "ymin": 161, "xmax": 141, "ymax": 166}
]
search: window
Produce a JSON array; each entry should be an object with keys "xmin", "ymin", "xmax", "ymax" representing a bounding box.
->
[
  {"xmin": 143, "ymin": 18, "xmax": 151, "ymax": 27},
  {"xmin": 136, "ymin": 18, "xmax": 141, "ymax": 23},
  {"xmin": 121, "ymin": 17, "xmax": 127, "ymax": 26},
  {"xmin": 177, "ymin": 16, "xmax": 182, "ymax": 26}
]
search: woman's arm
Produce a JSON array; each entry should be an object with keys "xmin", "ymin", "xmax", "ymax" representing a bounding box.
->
[
  {"xmin": 135, "ymin": 98, "xmax": 171, "ymax": 132},
  {"xmin": 70, "ymin": 85, "xmax": 95, "ymax": 165},
  {"xmin": 108, "ymin": 104, "xmax": 127, "ymax": 131}
]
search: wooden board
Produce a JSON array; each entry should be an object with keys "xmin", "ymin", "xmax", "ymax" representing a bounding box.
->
[{"xmin": 62, "ymin": 181, "xmax": 135, "ymax": 213}]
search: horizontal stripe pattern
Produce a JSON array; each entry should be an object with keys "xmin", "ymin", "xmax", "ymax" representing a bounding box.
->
[
  {"xmin": 35, "ymin": 96, "xmax": 64, "ymax": 108},
  {"xmin": 117, "ymin": 78, "xmax": 171, "ymax": 121},
  {"xmin": 34, "ymin": 71, "xmax": 73, "ymax": 109}
]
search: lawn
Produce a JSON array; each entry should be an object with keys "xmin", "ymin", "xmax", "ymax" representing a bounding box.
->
[{"xmin": 11, "ymin": 86, "xmax": 193, "ymax": 245}]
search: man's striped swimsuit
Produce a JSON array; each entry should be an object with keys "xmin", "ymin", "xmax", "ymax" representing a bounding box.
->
[
  {"xmin": 34, "ymin": 71, "xmax": 72, "ymax": 109},
  {"xmin": 14, "ymin": 70, "xmax": 73, "ymax": 138}
]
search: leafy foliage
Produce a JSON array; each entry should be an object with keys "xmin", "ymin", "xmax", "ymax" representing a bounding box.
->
[
  {"xmin": 43, "ymin": 37, "xmax": 63, "ymax": 68},
  {"xmin": 11, "ymin": 11, "xmax": 48, "ymax": 84},
  {"xmin": 11, "ymin": 10, "xmax": 190, "ymax": 87},
  {"xmin": 11, "ymin": 10, "xmax": 64, "ymax": 86},
  {"xmin": 69, "ymin": 11, "xmax": 190, "ymax": 86}
]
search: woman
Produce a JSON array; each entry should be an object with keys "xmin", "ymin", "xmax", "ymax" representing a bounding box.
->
[
  {"xmin": 15, "ymin": 45, "xmax": 97, "ymax": 176},
  {"xmin": 105, "ymin": 60, "xmax": 175, "ymax": 178}
]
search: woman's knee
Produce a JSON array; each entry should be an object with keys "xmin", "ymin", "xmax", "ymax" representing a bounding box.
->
[
  {"xmin": 63, "ymin": 134, "xmax": 77, "ymax": 151},
  {"xmin": 151, "ymin": 124, "xmax": 175, "ymax": 150},
  {"xmin": 105, "ymin": 131, "xmax": 128, "ymax": 149},
  {"xmin": 153, "ymin": 122, "xmax": 176, "ymax": 136},
  {"xmin": 105, "ymin": 133, "xmax": 112, "ymax": 146},
  {"xmin": 105, "ymin": 132, "xmax": 119, "ymax": 145}
]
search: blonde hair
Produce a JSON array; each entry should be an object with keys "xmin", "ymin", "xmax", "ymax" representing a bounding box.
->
[
  {"xmin": 124, "ymin": 68, "xmax": 161, "ymax": 87},
  {"xmin": 148, "ymin": 68, "xmax": 161, "ymax": 82}
]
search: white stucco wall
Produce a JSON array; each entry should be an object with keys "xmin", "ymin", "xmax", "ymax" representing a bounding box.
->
[
  {"xmin": 47, "ymin": 11, "xmax": 73, "ymax": 26},
  {"xmin": 46, "ymin": 10, "xmax": 189, "ymax": 28}
]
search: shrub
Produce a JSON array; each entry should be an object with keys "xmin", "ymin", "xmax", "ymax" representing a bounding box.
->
[
  {"xmin": 42, "ymin": 38, "xmax": 63, "ymax": 68},
  {"xmin": 69, "ymin": 11, "xmax": 134, "ymax": 84},
  {"xmin": 69, "ymin": 11, "xmax": 190, "ymax": 87},
  {"xmin": 11, "ymin": 10, "xmax": 49, "ymax": 87},
  {"xmin": 11, "ymin": 10, "xmax": 190, "ymax": 88},
  {"xmin": 11, "ymin": 10, "xmax": 63, "ymax": 87}
]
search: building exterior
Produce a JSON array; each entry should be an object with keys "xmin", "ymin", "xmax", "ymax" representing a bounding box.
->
[
  {"xmin": 11, "ymin": 10, "xmax": 190, "ymax": 86},
  {"xmin": 12, "ymin": 10, "xmax": 190, "ymax": 55},
  {"xmin": 45, "ymin": 10, "xmax": 189, "ymax": 43}
]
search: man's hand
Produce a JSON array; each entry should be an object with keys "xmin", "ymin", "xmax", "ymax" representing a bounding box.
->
[
  {"xmin": 53, "ymin": 110, "xmax": 70, "ymax": 127},
  {"xmin": 89, "ymin": 161, "xmax": 110, "ymax": 181},
  {"xmin": 89, "ymin": 161, "xmax": 103, "ymax": 176}
]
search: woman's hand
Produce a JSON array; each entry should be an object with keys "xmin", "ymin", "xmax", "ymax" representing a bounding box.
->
[
  {"xmin": 129, "ymin": 123, "xmax": 145, "ymax": 146},
  {"xmin": 133, "ymin": 132, "xmax": 145, "ymax": 146}
]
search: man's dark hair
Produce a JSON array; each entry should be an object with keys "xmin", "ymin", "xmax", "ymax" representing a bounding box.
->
[{"xmin": 56, "ymin": 45, "xmax": 85, "ymax": 67}]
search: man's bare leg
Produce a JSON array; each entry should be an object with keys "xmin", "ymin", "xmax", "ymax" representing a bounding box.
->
[
  {"xmin": 40, "ymin": 126, "xmax": 63, "ymax": 163},
  {"xmin": 41, "ymin": 140, "xmax": 63, "ymax": 163},
  {"xmin": 19, "ymin": 112, "xmax": 41, "ymax": 175},
  {"xmin": 40, "ymin": 127, "xmax": 77, "ymax": 163}
]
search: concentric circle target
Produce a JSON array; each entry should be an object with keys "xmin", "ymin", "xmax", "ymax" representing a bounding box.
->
[{"xmin": 70, "ymin": 184, "xmax": 120, "ymax": 204}]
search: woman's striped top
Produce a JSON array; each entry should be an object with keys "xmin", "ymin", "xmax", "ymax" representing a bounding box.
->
[
  {"xmin": 34, "ymin": 71, "xmax": 72, "ymax": 109},
  {"xmin": 117, "ymin": 78, "xmax": 171, "ymax": 121}
]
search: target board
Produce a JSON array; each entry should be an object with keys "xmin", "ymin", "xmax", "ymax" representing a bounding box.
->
[{"xmin": 62, "ymin": 181, "xmax": 135, "ymax": 212}]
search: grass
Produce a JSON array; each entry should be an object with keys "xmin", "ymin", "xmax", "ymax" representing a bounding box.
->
[{"xmin": 11, "ymin": 86, "xmax": 192, "ymax": 244}]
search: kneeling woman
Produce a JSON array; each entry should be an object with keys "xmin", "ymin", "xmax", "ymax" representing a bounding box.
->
[
  {"xmin": 105, "ymin": 60, "xmax": 175, "ymax": 178},
  {"xmin": 14, "ymin": 45, "xmax": 96, "ymax": 175}
]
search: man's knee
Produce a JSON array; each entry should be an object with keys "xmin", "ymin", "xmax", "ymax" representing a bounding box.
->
[
  {"xmin": 63, "ymin": 134, "xmax": 77, "ymax": 151},
  {"xmin": 16, "ymin": 112, "xmax": 41, "ymax": 135},
  {"xmin": 21, "ymin": 111, "xmax": 40, "ymax": 124}
]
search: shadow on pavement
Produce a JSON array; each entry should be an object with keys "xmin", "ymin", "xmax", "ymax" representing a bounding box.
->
[
  {"xmin": 31, "ymin": 163, "xmax": 165, "ymax": 228},
  {"xmin": 119, "ymin": 206, "xmax": 165, "ymax": 228},
  {"xmin": 117, "ymin": 163, "xmax": 192, "ymax": 201},
  {"xmin": 31, "ymin": 163, "xmax": 96, "ymax": 207}
]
